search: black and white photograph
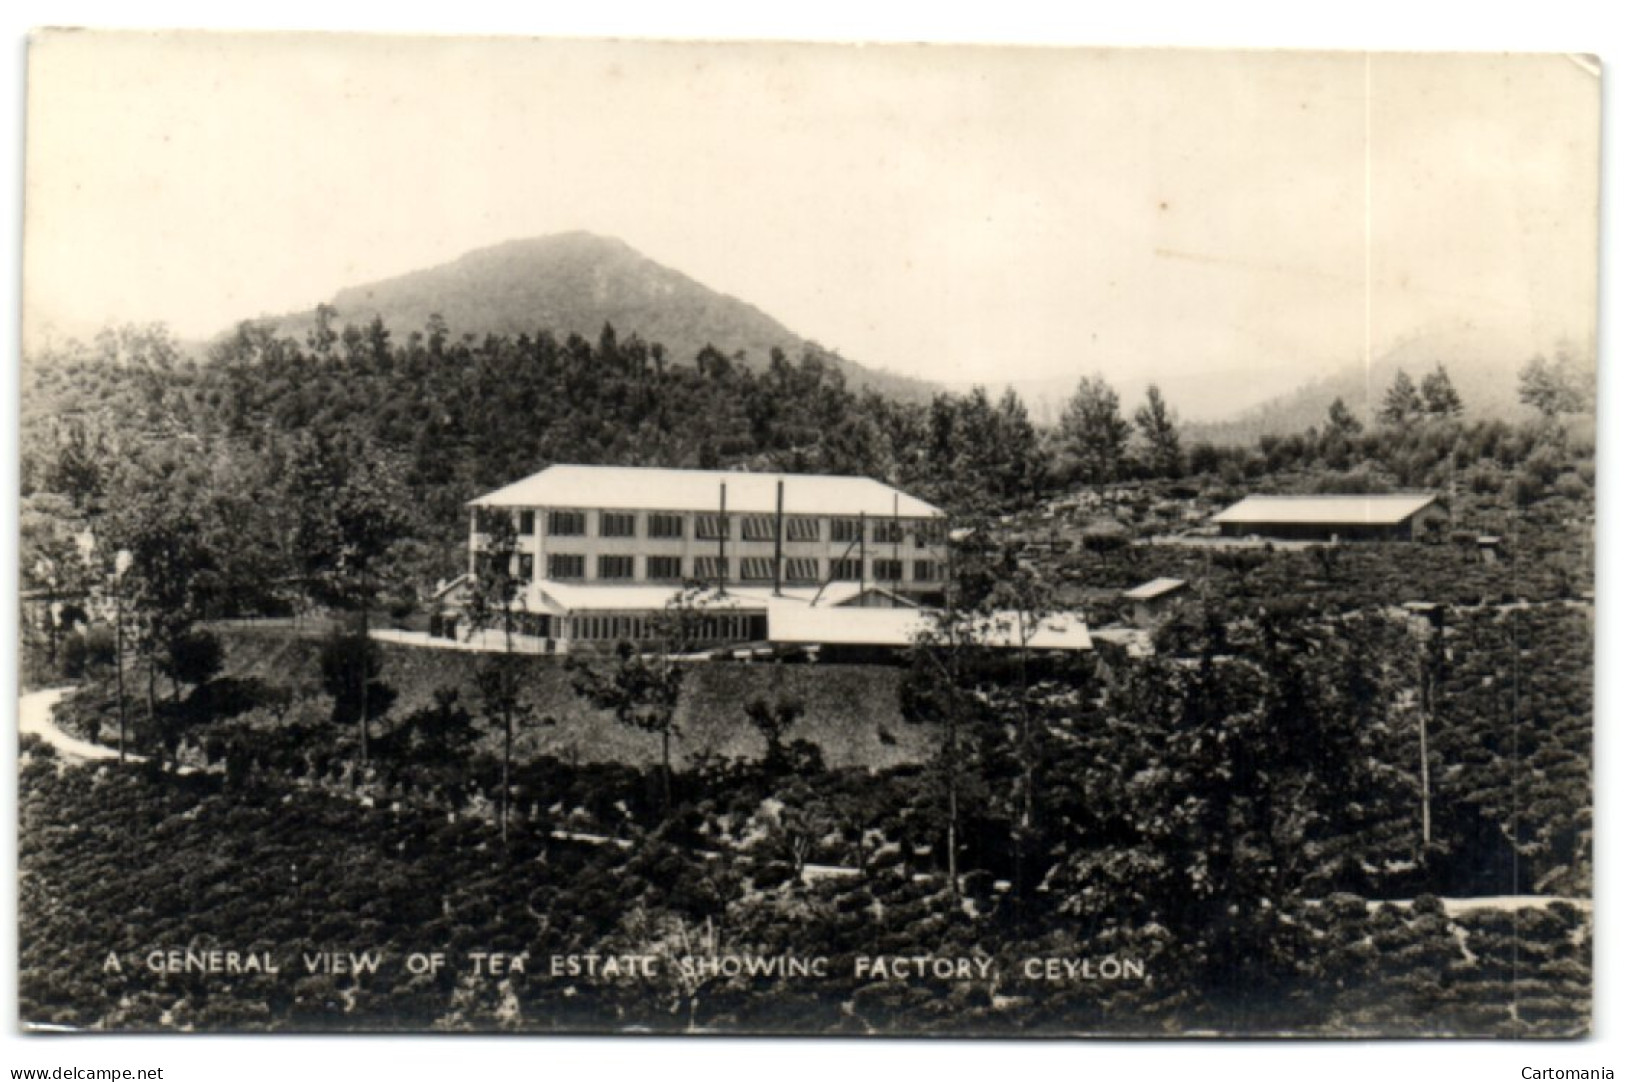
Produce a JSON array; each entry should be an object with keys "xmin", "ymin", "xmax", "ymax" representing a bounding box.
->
[{"xmin": 9, "ymin": 21, "xmax": 1605, "ymax": 1059}]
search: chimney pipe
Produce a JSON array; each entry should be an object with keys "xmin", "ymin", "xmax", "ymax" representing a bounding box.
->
[
  {"xmin": 774, "ymin": 479, "xmax": 784, "ymax": 597},
  {"xmin": 859, "ymin": 511, "xmax": 867, "ymax": 593}
]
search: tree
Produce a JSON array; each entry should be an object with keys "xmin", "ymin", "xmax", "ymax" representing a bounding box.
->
[
  {"xmin": 20, "ymin": 493, "xmax": 91, "ymax": 673},
  {"xmin": 745, "ymin": 696, "xmax": 808, "ymax": 776},
  {"xmin": 979, "ymin": 548, "xmax": 1061, "ymax": 905},
  {"xmin": 318, "ymin": 622, "xmax": 389, "ymax": 738},
  {"xmin": 1519, "ymin": 352, "xmax": 1588, "ymax": 418},
  {"xmin": 1326, "ymin": 396, "xmax": 1364, "ymax": 437},
  {"xmin": 1420, "ymin": 363, "xmax": 1464, "ymax": 418},
  {"xmin": 992, "ymin": 388, "xmax": 1045, "ymax": 505},
  {"xmin": 42, "ymin": 418, "xmax": 110, "ymax": 513},
  {"xmin": 101, "ymin": 453, "xmax": 221, "ymax": 768},
  {"xmin": 1059, "ymin": 374, "xmax": 1131, "ymax": 484},
  {"xmin": 902, "ymin": 604, "xmax": 983, "ymax": 903},
  {"xmin": 288, "ymin": 440, "xmax": 410, "ymax": 764},
  {"xmin": 307, "ymin": 303, "xmax": 339, "ymax": 358},
  {"xmin": 569, "ymin": 589, "xmax": 707, "ymax": 818},
  {"xmin": 463, "ymin": 510, "xmax": 544, "ymax": 843},
  {"xmin": 900, "ymin": 532, "xmax": 1052, "ymax": 903},
  {"xmin": 106, "ymin": 547, "xmax": 133, "ymax": 761},
  {"xmin": 425, "ymin": 313, "xmax": 450, "ymax": 360},
  {"xmin": 1379, "ymin": 370, "xmax": 1423, "ymax": 426},
  {"xmin": 161, "ymin": 627, "xmax": 224, "ymax": 689},
  {"xmin": 1133, "ymin": 384, "xmax": 1182, "ymax": 478}
]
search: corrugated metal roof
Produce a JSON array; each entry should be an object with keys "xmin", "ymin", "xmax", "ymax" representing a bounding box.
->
[
  {"xmin": 980, "ymin": 612, "xmax": 1093, "ymax": 651},
  {"xmin": 513, "ymin": 578, "xmax": 1089, "ymax": 650},
  {"xmin": 527, "ymin": 581, "xmax": 867, "ymax": 614},
  {"xmin": 1212, "ymin": 493, "xmax": 1438, "ymax": 526},
  {"xmin": 769, "ymin": 605, "xmax": 933, "ymax": 647},
  {"xmin": 1090, "ymin": 627, "xmax": 1155, "ymax": 658},
  {"xmin": 471, "ymin": 464, "xmax": 943, "ymax": 518},
  {"xmin": 1123, "ymin": 577, "xmax": 1188, "ymax": 601},
  {"xmin": 770, "ymin": 607, "xmax": 1091, "ymax": 650}
]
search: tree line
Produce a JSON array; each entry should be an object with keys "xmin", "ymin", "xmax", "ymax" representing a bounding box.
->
[{"xmin": 20, "ymin": 313, "xmax": 1595, "ymax": 698}]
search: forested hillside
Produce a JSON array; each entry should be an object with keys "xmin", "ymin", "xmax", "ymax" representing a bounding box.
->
[{"xmin": 21, "ymin": 316, "xmax": 1047, "ymax": 615}]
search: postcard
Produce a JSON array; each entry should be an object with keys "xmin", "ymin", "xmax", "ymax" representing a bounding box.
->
[{"xmin": 17, "ymin": 33, "xmax": 1597, "ymax": 1036}]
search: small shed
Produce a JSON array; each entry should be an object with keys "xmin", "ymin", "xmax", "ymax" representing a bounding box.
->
[
  {"xmin": 1122, "ymin": 577, "xmax": 1191, "ymax": 628},
  {"xmin": 1402, "ymin": 600, "xmax": 1446, "ymax": 636}
]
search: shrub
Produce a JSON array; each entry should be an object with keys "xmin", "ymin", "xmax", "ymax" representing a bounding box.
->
[
  {"xmin": 19, "ymin": 733, "xmax": 55, "ymax": 759},
  {"xmin": 1467, "ymin": 465, "xmax": 1500, "ymax": 495},
  {"xmin": 1524, "ymin": 448, "xmax": 1563, "ymax": 486},
  {"xmin": 1509, "ymin": 472, "xmax": 1545, "ymax": 508},
  {"xmin": 1553, "ymin": 475, "xmax": 1588, "ymax": 502}
]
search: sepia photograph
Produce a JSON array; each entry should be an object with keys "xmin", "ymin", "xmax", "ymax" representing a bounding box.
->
[{"xmin": 11, "ymin": 21, "xmax": 1603, "ymax": 1053}]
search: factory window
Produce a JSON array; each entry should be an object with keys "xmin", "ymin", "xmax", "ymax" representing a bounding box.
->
[
  {"xmin": 873, "ymin": 559, "xmax": 903, "ymax": 582},
  {"xmin": 600, "ymin": 512, "xmax": 637, "ymax": 538},
  {"xmin": 647, "ymin": 555, "xmax": 684, "ymax": 581},
  {"xmin": 598, "ymin": 555, "xmax": 635, "ymax": 580},
  {"xmin": 872, "ymin": 520, "xmax": 905, "ymax": 544},
  {"xmin": 649, "ymin": 513, "xmax": 685, "ymax": 539},
  {"xmin": 741, "ymin": 516, "xmax": 776, "ymax": 541},
  {"xmin": 831, "ymin": 518, "xmax": 864, "ymax": 542},
  {"xmin": 694, "ymin": 556, "xmax": 730, "ymax": 581},
  {"xmin": 517, "ymin": 511, "xmax": 536, "ymax": 536},
  {"xmin": 516, "ymin": 554, "xmax": 534, "ymax": 581},
  {"xmin": 695, "ymin": 515, "xmax": 731, "ymax": 540},
  {"xmin": 830, "ymin": 558, "xmax": 862, "ymax": 581},
  {"xmin": 548, "ymin": 554, "xmax": 585, "ymax": 579},
  {"xmin": 547, "ymin": 511, "xmax": 585, "ymax": 536},
  {"xmin": 740, "ymin": 557, "xmax": 775, "ymax": 582},
  {"xmin": 784, "ymin": 558, "xmax": 821, "ymax": 583},
  {"xmin": 786, "ymin": 517, "xmax": 821, "ymax": 542},
  {"xmin": 913, "ymin": 560, "xmax": 940, "ymax": 582}
]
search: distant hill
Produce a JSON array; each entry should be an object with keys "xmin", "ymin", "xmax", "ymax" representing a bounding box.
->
[
  {"xmin": 250, "ymin": 231, "xmax": 936, "ymax": 400},
  {"xmin": 1184, "ymin": 325, "xmax": 1595, "ymax": 446}
]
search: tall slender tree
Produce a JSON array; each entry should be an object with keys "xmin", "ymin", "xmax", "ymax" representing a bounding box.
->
[
  {"xmin": 1379, "ymin": 369, "xmax": 1424, "ymax": 426},
  {"xmin": 569, "ymin": 587, "xmax": 707, "ymax": 819},
  {"xmin": 1134, "ymin": 384, "xmax": 1182, "ymax": 478},
  {"xmin": 463, "ymin": 510, "xmax": 541, "ymax": 843},
  {"xmin": 1420, "ymin": 363, "xmax": 1464, "ymax": 418},
  {"xmin": 1059, "ymin": 374, "xmax": 1131, "ymax": 484},
  {"xmin": 1326, "ymin": 396, "xmax": 1364, "ymax": 437},
  {"xmin": 290, "ymin": 441, "xmax": 409, "ymax": 765}
]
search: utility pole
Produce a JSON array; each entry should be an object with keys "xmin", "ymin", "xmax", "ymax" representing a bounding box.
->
[
  {"xmin": 892, "ymin": 493, "xmax": 900, "ymax": 587},
  {"xmin": 717, "ymin": 482, "xmax": 728, "ymax": 596},
  {"xmin": 1419, "ymin": 621, "xmax": 1435, "ymax": 848},
  {"xmin": 113, "ymin": 550, "xmax": 130, "ymax": 763},
  {"xmin": 1407, "ymin": 603, "xmax": 1442, "ymax": 850}
]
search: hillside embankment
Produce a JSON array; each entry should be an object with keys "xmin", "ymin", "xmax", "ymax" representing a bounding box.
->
[{"xmin": 215, "ymin": 626, "xmax": 929, "ymax": 770}]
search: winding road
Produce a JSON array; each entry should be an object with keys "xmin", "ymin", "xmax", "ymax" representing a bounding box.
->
[{"xmin": 18, "ymin": 687, "xmax": 139, "ymax": 763}]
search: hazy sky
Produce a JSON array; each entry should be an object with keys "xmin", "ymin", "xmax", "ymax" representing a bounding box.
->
[{"xmin": 24, "ymin": 35, "xmax": 1598, "ymax": 417}]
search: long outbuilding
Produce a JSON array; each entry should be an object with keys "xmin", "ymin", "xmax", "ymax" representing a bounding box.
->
[{"xmin": 1211, "ymin": 493, "xmax": 1445, "ymax": 541}]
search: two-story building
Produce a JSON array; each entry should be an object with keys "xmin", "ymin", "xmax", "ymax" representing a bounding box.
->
[{"xmin": 443, "ymin": 464, "xmax": 991, "ymax": 655}]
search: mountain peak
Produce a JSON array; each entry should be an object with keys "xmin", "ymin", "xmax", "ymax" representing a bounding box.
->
[{"xmin": 258, "ymin": 233, "xmax": 930, "ymax": 399}]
